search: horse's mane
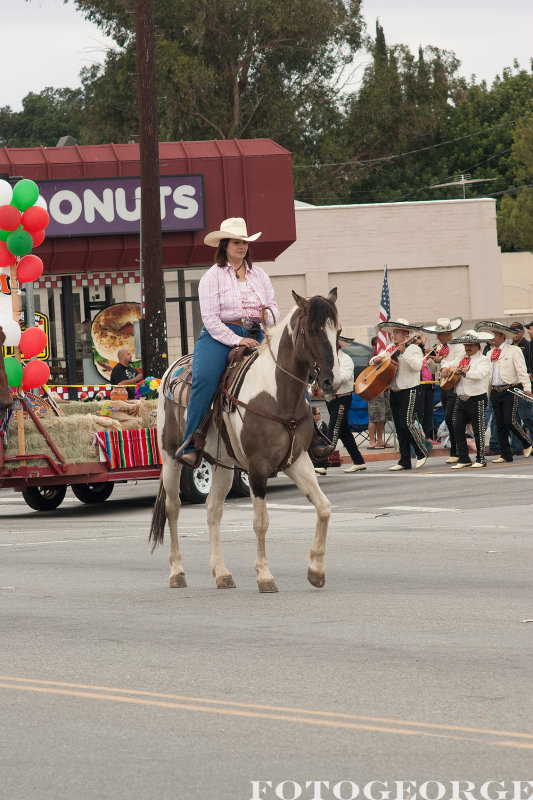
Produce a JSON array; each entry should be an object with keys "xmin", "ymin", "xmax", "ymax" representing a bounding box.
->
[
  {"xmin": 307, "ymin": 295, "xmax": 338, "ymax": 335},
  {"xmin": 262, "ymin": 294, "xmax": 338, "ymax": 346}
]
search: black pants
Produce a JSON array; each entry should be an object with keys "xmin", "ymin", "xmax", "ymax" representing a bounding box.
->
[
  {"xmin": 453, "ymin": 393, "xmax": 487, "ymax": 464},
  {"xmin": 326, "ymin": 394, "xmax": 365, "ymax": 465},
  {"xmin": 415, "ymin": 384, "xmax": 435, "ymax": 438},
  {"xmin": 389, "ymin": 387, "xmax": 428, "ymax": 469},
  {"xmin": 440, "ymin": 387, "xmax": 458, "ymax": 456},
  {"xmin": 490, "ymin": 386, "xmax": 532, "ymax": 461}
]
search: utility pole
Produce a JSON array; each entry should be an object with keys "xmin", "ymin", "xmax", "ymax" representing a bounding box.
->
[{"xmin": 135, "ymin": 0, "xmax": 168, "ymax": 378}]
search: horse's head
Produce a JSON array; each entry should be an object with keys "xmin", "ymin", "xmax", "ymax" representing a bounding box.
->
[
  {"xmin": 291, "ymin": 288, "xmax": 341, "ymax": 393},
  {"xmin": 0, "ymin": 325, "xmax": 14, "ymax": 416}
]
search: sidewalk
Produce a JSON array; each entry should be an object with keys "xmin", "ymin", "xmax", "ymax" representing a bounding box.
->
[{"xmin": 337, "ymin": 441, "xmax": 449, "ymax": 465}]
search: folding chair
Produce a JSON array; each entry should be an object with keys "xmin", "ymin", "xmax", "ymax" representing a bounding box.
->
[{"xmin": 348, "ymin": 392, "xmax": 370, "ymax": 448}]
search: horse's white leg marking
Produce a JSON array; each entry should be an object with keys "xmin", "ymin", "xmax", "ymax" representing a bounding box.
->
[
  {"xmin": 250, "ymin": 489, "xmax": 278, "ymax": 593},
  {"xmin": 206, "ymin": 467, "xmax": 237, "ymax": 588},
  {"xmin": 161, "ymin": 452, "xmax": 187, "ymax": 588},
  {"xmin": 284, "ymin": 453, "xmax": 331, "ymax": 588}
]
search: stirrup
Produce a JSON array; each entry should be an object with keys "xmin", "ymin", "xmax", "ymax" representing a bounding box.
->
[{"xmin": 175, "ymin": 436, "xmax": 203, "ymax": 468}]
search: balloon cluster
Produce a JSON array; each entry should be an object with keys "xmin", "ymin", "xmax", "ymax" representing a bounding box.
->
[{"xmin": 0, "ymin": 177, "xmax": 51, "ymax": 390}]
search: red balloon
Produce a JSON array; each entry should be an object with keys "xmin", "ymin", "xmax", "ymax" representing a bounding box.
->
[
  {"xmin": 22, "ymin": 359, "xmax": 50, "ymax": 390},
  {"xmin": 0, "ymin": 204, "xmax": 22, "ymax": 231},
  {"xmin": 19, "ymin": 327, "xmax": 47, "ymax": 359},
  {"xmin": 22, "ymin": 206, "xmax": 50, "ymax": 232},
  {"xmin": 17, "ymin": 254, "xmax": 44, "ymax": 283},
  {"xmin": 30, "ymin": 229, "xmax": 46, "ymax": 247},
  {"xmin": 0, "ymin": 240, "xmax": 16, "ymax": 267}
]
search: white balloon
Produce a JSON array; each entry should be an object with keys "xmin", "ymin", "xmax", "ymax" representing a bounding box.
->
[
  {"xmin": 0, "ymin": 317, "xmax": 21, "ymax": 346},
  {"xmin": 0, "ymin": 179, "xmax": 13, "ymax": 206},
  {"xmin": 34, "ymin": 194, "xmax": 48, "ymax": 211}
]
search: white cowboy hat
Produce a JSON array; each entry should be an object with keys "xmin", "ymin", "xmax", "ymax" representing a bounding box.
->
[
  {"xmin": 204, "ymin": 217, "xmax": 261, "ymax": 247},
  {"xmin": 421, "ymin": 317, "xmax": 462, "ymax": 333},
  {"xmin": 376, "ymin": 318, "xmax": 421, "ymax": 333},
  {"xmin": 474, "ymin": 321, "xmax": 515, "ymax": 338},
  {"xmin": 451, "ymin": 329, "xmax": 494, "ymax": 345}
]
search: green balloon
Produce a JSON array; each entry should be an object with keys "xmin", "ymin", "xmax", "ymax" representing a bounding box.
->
[
  {"xmin": 0, "ymin": 228, "xmax": 8, "ymax": 241},
  {"xmin": 6, "ymin": 228, "xmax": 33, "ymax": 257},
  {"xmin": 11, "ymin": 179, "xmax": 39, "ymax": 212},
  {"xmin": 4, "ymin": 357, "xmax": 23, "ymax": 388}
]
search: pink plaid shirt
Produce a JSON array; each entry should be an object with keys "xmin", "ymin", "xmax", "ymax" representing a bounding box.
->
[{"xmin": 199, "ymin": 263, "xmax": 280, "ymax": 346}]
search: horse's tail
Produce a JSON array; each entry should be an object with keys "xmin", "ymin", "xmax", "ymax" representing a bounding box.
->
[{"xmin": 149, "ymin": 478, "xmax": 167, "ymax": 553}]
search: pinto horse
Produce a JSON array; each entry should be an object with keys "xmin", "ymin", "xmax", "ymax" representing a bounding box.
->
[
  {"xmin": 149, "ymin": 290, "xmax": 342, "ymax": 592},
  {"xmin": 0, "ymin": 325, "xmax": 14, "ymax": 424}
]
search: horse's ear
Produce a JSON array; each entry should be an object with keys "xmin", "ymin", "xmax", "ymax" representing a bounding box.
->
[
  {"xmin": 292, "ymin": 290, "xmax": 309, "ymax": 311},
  {"xmin": 328, "ymin": 287, "xmax": 338, "ymax": 304}
]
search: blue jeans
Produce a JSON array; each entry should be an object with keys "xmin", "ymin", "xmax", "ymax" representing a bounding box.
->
[{"xmin": 182, "ymin": 323, "xmax": 263, "ymax": 452}]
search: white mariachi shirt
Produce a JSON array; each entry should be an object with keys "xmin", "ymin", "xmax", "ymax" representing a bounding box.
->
[
  {"xmin": 390, "ymin": 344, "xmax": 423, "ymax": 390},
  {"xmin": 445, "ymin": 350, "xmax": 491, "ymax": 397},
  {"xmin": 427, "ymin": 342, "xmax": 466, "ymax": 375},
  {"xmin": 490, "ymin": 340, "xmax": 530, "ymax": 392}
]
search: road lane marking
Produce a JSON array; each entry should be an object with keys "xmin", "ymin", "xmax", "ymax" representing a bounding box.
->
[
  {"xmin": 379, "ymin": 506, "xmax": 462, "ymax": 513},
  {"xmin": 0, "ymin": 676, "xmax": 531, "ymax": 749}
]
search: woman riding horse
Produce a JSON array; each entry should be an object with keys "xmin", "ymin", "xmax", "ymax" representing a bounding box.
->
[{"xmin": 176, "ymin": 217, "xmax": 331, "ymax": 467}]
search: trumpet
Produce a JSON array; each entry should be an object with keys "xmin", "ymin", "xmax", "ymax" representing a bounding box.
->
[{"xmin": 507, "ymin": 387, "xmax": 533, "ymax": 404}]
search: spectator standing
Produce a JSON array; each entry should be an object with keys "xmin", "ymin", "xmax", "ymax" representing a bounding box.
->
[{"xmin": 367, "ymin": 336, "xmax": 392, "ymax": 448}]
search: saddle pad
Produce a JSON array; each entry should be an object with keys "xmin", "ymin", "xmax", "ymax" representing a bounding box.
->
[{"xmin": 164, "ymin": 355, "xmax": 193, "ymax": 408}]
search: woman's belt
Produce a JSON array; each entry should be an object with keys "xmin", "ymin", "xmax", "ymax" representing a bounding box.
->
[{"xmin": 224, "ymin": 319, "xmax": 247, "ymax": 326}]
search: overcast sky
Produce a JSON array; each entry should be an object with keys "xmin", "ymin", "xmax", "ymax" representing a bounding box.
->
[{"xmin": 2, "ymin": 0, "xmax": 532, "ymax": 112}]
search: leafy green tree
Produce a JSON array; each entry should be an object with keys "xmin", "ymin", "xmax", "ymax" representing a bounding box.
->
[
  {"xmin": 498, "ymin": 115, "xmax": 533, "ymax": 250},
  {"xmin": 0, "ymin": 88, "xmax": 84, "ymax": 147},
  {"xmin": 71, "ymin": 0, "xmax": 363, "ymax": 154}
]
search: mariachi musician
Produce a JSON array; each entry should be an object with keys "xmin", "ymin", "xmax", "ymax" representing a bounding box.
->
[
  {"xmin": 440, "ymin": 330, "xmax": 493, "ymax": 469},
  {"xmin": 371, "ymin": 318, "xmax": 428, "ymax": 471},
  {"xmin": 421, "ymin": 317, "xmax": 464, "ymax": 464},
  {"xmin": 474, "ymin": 321, "xmax": 533, "ymax": 463}
]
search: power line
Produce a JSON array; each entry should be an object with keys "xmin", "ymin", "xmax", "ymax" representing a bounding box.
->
[{"xmin": 292, "ymin": 114, "xmax": 530, "ymax": 172}]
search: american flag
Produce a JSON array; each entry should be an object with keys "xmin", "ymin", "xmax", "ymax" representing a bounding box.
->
[{"xmin": 376, "ymin": 265, "xmax": 391, "ymax": 353}]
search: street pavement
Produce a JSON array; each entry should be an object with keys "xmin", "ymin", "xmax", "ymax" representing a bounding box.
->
[{"xmin": 0, "ymin": 454, "xmax": 532, "ymax": 800}]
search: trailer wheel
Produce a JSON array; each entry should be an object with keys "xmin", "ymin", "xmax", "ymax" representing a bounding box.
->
[
  {"xmin": 180, "ymin": 458, "xmax": 212, "ymax": 504},
  {"xmin": 71, "ymin": 482, "xmax": 115, "ymax": 504},
  {"xmin": 22, "ymin": 485, "xmax": 67, "ymax": 511},
  {"xmin": 229, "ymin": 468, "xmax": 250, "ymax": 498}
]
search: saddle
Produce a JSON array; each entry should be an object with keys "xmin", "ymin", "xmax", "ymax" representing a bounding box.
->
[{"xmin": 164, "ymin": 346, "xmax": 259, "ymax": 466}]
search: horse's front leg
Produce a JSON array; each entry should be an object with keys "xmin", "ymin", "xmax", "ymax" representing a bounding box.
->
[
  {"xmin": 249, "ymin": 474, "xmax": 278, "ymax": 593},
  {"xmin": 206, "ymin": 466, "xmax": 237, "ymax": 588},
  {"xmin": 284, "ymin": 454, "xmax": 331, "ymax": 588}
]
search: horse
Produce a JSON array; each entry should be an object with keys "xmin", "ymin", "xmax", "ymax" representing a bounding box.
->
[
  {"xmin": 149, "ymin": 289, "xmax": 342, "ymax": 593},
  {"xmin": 0, "ymin": 325, "xmax": 14, "ymax": 424}
]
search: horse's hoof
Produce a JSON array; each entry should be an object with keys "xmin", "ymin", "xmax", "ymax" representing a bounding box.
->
[
  {"xmin": 169, "ymin": 573, "xmax": 187, "ymax": 588},
  {"xmin": 307, "ymin": 568, "xmax": 325, "ymax": 588},
  {"xmin": 216, "ymin": 574, "xmax": 237, "ymax": 589},
  {"xmin": 257, "ymin": 579, "xmax": 279, "ymax": 593}
]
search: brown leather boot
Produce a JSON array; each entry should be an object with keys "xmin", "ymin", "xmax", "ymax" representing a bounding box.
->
[{"xmin": 309, "ymin": 427, "xmax": 335, "ymax": 461}]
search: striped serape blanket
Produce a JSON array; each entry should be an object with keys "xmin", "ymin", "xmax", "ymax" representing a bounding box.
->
[{"xmin": 94, "ymin": 428, "xmax": 161, "ymax": 469}]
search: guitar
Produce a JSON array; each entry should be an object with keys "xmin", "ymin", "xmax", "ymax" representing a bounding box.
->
[
  {"xmin": 354, "ymin": 332, "xmax": 421, "ymax": 401},
  {"xmin": 439, "ymin": 367, "xmax": 462, "ymax": 391}
]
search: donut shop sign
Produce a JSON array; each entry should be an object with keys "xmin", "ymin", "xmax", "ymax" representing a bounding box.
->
[{"xmin": 37, "ymin": 175, "xmax": 205, "ymax": 237}]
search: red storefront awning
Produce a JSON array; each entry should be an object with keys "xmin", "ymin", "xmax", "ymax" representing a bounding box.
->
[{"xmin": 0, "ymin": 139, "xmax": 295, "ymax": 275}]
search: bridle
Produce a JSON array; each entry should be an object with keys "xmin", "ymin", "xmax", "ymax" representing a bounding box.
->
[{"xmin": 265, "ymin": 307, "xmax": 331, "ymax": 387}]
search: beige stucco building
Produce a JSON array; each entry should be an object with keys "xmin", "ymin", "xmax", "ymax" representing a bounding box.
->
[{"xmin": 261, "ymin": 197, "xmax": 504, "ymax": 342}]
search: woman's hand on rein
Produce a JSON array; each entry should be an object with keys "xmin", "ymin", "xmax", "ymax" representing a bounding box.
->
[{"xmin": 240, "ymin": 337, "xmax": 259, "ymax": 348}]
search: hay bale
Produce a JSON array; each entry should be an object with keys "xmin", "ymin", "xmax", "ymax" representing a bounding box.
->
[{"xmin": 4, "ymin": 413, "xmax": 120, "ymax": 467}]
